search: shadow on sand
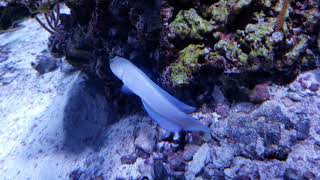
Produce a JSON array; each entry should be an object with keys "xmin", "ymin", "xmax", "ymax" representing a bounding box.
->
[{"xmin": 62, "ymin": 78, "xmax": 117, "ymax": 153}]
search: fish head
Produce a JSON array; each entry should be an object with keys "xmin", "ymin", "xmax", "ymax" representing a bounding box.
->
[{"xmin": 109, "ymin": 56, "xmax": 128, "ymax": 80}]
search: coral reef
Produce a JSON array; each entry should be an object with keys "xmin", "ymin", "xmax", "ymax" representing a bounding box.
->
[
  {"xmin": 170, "ymin": 44, "xmax": 206, "ymax": 86},
  {"xmin": 7, "ymin": 0, "xmax": 319, "ymax": 99},
  {"xmin": 169, "ymin": 8, "xmax": 213, "ymax": 40},
  {"xmin": 162, "ymin": 0, "xmax": 319, "ymax": 90},
  {"xmin": 7, "ymin": 0, "xmax": 316, "ymax": 105}
]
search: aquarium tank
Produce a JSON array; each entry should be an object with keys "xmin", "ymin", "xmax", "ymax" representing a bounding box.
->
[{"xmin": 0, "ymin": 0, "xmax": 319, "ymax": 179}]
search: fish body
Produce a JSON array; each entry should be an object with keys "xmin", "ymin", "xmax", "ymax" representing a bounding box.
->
[{"xmin": 110, "ymin": 56, "xmax": 210, "ymax": 133}]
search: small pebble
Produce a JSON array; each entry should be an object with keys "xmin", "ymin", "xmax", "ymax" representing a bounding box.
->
[
  {"xmin": 309, "ymin": 83, "xmax": 319, "ymax": 92},
  {"xmin": 298, "ymin": 78, "xmax": 308, "ymax": 89},
  {"xmin": 182, "ymin": 144, "xmax": 199, "ymax": 161},
  {"xmin": 167, "ymin": 153, "xmax": 185, "ymax": 171},
  {"xmin": 284, "ymin": 168, "xmax": 300, "ymax": 180},
  {"xmin": 120, "ymin": 154, "xmax": 137, "ymax": 164},
  {"xmin": 249, "ymin": 84, "xmax": 270, "ymax": 103},
  {"xmin": 281, "ymin": 97, "xmax": 294, "ymax": 107},
  {"xmin": 287, "ymin": 92, "xmax": 304, "ymax": 102},
  {"xmin": 303, "ymin": 171, "xmax": 315, "ymax": 179}
]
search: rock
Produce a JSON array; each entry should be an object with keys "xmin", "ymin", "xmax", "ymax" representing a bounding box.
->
[
  {"xmin": 232, "ymin": 176, "xmax": 251, "ymax": 180},
  {"xmin": 169, "ymin": 8, "xmax": 213, "ymax": 40},
  {"xmin": 214, "ymin": 39, "xmax": 248, "ymax": 64},
  {"xmin": 283, "ymin": 168, "xmax": 300, "ymax": 180},
  {"xmin": 186, "ymin": 143, "xmax": 210, "ymax": 178},
  {"xmin": 69, "ymin": 169, "xmax": 84, "ymax": 180},
  {"xmin": 212, "ymin": 86, "xmax": 227, "ymax": 104},
  {"xmin": 138, "ymin": 162, "xmax": 154, "ymax": 179},
  {"xmin": 203, "ymin": 164, "xmax": 225, "ymax": 180},
  {"xmin": 158, "ymin": 128, "xmax": 172, "ymax": 141},
  {"xmin": 232, "ymin": 0, "xmax": 252, "ymax": 12},
  {"xmin": 31, "ymin": 53, "xmax": 58, "ymax": 75},
  {"xmin": 211, "ymin": 145, "xmax": 236, "ymax": 169},
  {"xmin": 206, "ymin": 1, "xmax": 229, "ymax": 24},
  {"xmin": 135, "ymin": 126, "xmax": 156, "ymax": 154},
  {"xmin": 309, "ymin": 83, "xmax": 319, "ymax": 92},
  {"xmin": 186, "ymin": 132, "xmax": 205, "ymax": 145},
  {"xmin": 271, "ymin": 32, "xmax": 284, "ymax": 43},
  {"xmin": 157, "ymin": 141, "xmax": 172, "ymax": 152},
  {"xmin": 302, "ymin": 171, "xmax": 315, "ymax": 180},
  {"xmin": 182, "ymin": 144, "xmax": 199, "ymax": 161},
  {"xmin": 286, "ymin": 35, "xmax": 309, "ymax": 61},
  {"xmin": 136, "ymin": 147, "xmax": 151, "ymax": 159},
  {"xmin": 215, "ymin": 103, "xmax": 230, "ymax": 117},
  {"xmin": 120, "ymin": 154, "xmax": 137, "ymax": 165},
  {"xmin": 58, "ymin": 59, "xmax": 77, "ymax": 74},
  {"xmin": 249, "ymin": 84, "xmax": 270, "ymax": 103},
  {"xmin": 299, "ymin": 78, "xmax": 308, "ymax": 89},
  {"xmin": 230, "ymin": 102, "xmax": 255, "ymax": 113},
  {"xmin": 281, "ymin": 97, "xmax": 294, "ymax": 107},
  {"xmin": 167, "ymin": 153, "xmax": 186, "ymax": 172},
  {"xmin": 286, "ymin": 92, "xmax": 304, "ymax": 102},
  {"xmin": 169, "ymin": 44, "xmax": 206, "ymax": 86},
  {"xmin": 153, "ymin": 159, "xmax": 169, "ymax": 180},
  {"xmin": 294, "ymin": 118, "xmax": 310, "ymax": 141}
]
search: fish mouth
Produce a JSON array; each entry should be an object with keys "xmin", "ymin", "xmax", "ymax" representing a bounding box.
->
[{"xmin": 110, "ymin": 57, "xmax": 125, "ymax": 80}]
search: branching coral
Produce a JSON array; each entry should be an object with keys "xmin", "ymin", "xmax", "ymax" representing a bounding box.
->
[
  {"xmin": 20, "ymin": 0, "xmax": 61, "ymax": 34},
  {"xmin": 34, "ymin": 1, "xmax": 60, "ymax": 34}
]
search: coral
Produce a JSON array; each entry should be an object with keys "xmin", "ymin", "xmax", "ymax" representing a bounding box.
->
[
  {"xmin": 214, "ymin": 39, "xmax": 248, "ymax": 65},
  {"xmin": 285, "ymin": 34, "xmax": 309, "ymax": 62},
  {"xmin": 169, "ymin": 8, "xmax": 213, "ymax": 40},
  {"xmin": 170, "ymin": 44, "xmax": 205, "ymax": 86},
  {"xmin": 205, "ymin": 0, "xmax": 253, "ymax": 26},
  {"xmin": 232, "ymin": 0, "xmax": 253, "ymax": 12},
  {"xmin": 206, "ymin": 1, "xmax": 228, "ymax": 25},
  {"xmin": 244, "ymin": 19, "xmax": 275, "ymax": 43},
  {"xmin": 12, "ymin": 0, "xmax": 319, "ymax": 104}
]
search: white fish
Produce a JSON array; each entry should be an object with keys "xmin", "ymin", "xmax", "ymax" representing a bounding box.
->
[{"xmin": 110, "ymin": 56, "xmax": 210, "ymax": 133}]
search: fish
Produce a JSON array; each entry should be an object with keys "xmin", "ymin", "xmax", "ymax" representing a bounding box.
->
[{"xmin": 109, "ymin": 56, "xmax": 211, "ymax": 133}]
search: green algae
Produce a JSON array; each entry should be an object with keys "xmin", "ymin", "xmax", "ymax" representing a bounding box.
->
[
  {"xmin": 245, "ymin": 19, "xmax": 275, "ymax": 42},
  {"xmin": 165, "ymin": 0, "xmax": 318, "ymax": 87},
  {"xmin": 286, "ymin": 35, "xmax": 309, "ymax": 60},
  {"xmin": 206, "ymin": 0, "xmax": 252, "ymax": 24},
  {"xmin": 239, "ymin": 53, "xmax": 249, "ymax": 64},
  {"xmin": 169, "ymin": 8, "xmax": 214, "ymax": 40},
  {"xmin": 170, "ymin": 44, "xmax": 205, "ymax": 86},
  {"xmin": 206, "ymin": 1, "xmax": 228, "ymax": 24},
  {"xmin": 233, "ymin": 0, "xmax": 252, "ymax": 12},
  {"xmin": 207, "ymin": 51, "xmax": 222, "ymax": 61},
  {"xmin": 214, "ymin": 39, "xmax": 248, "ymax": 64}
]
